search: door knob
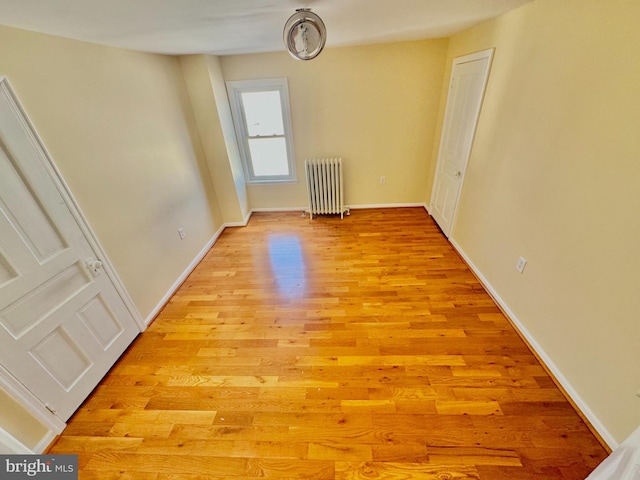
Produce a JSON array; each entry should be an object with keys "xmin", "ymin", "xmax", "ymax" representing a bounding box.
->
[{"xmin": 85, "ymin": 258, "xmax": 103, "ymax": 277}]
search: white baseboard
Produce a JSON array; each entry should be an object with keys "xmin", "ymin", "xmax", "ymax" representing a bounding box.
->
[
  {"xmin": 349, "ymin": 202, "xmax": 429, "ymax": 210},
  {"xmin": 144, "ymin": 209, "xmax": 259, "ymax": 326},
  {"xmin": 144, "ymin": 223, "xmax": 226, "ymax": 326},
  {"xmin": 250, "ymin": 206, "xmax": 307, "ymax": 213},
  {"xmin": 225, "ymin": 210, "xmax": 253, "ymax": 227},
  {"xmin": 251, "ymin": 203, "xmax": 430, "ymax": 214},
  {"xmin": 449, "ymin": 238, "xmax": 617, "ymax": 450}
]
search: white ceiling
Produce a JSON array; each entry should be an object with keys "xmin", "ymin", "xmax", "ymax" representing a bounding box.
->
[{"xmin": 0, "ymin": 0, "xmax": 533, "ymax": 56}]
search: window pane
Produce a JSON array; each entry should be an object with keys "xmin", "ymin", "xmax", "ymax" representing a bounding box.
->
[
  {"xmin": 248, "ymin": 138, "xmax": 289, "ymax": 176},
  {"xmin": 227, "ymin": 78, "xmax": 296, "ymax": 183},
  {"xmin": 242, "ymin": 91, "xmax": 284, "ymax": 137}
]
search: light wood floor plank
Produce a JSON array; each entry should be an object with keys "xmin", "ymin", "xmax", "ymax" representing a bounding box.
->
[{"xmin": 48, "ymin": 208, "xmax": 608, "ymax": 478}]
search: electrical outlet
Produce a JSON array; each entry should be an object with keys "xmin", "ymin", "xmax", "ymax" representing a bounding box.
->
[
  {"xmin": 178, "ymin": 228, "xmax": 185, "ymax": 240},
  {"xmin": 516, "ymin": 256, "xmax": 527, "ymax": 273},
  {"xmin": 380, "ymin": 176, "xmax": 386, "ymax": 185}
]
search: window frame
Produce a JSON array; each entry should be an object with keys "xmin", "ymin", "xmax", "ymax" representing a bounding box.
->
[{"xmin": 226, "ymin": 78, "xmax": 297, "ymax": 184}]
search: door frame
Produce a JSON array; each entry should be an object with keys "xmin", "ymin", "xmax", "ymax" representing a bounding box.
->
[
  {"xmin": 429, "ymin": 48, "xmax": 494, "ymax": 237},
  {"xmin": 0, "ymin": 76, "xmax": 145, "ymax": 433}
]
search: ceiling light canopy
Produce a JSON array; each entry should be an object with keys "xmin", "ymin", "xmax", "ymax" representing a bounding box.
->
[{"xmin": 283, "ymin": 8, "xmax": 326, "ymax": 61}]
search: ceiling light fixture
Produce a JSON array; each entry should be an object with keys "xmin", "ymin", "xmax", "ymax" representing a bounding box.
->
[{"xmin": 283, "ymin": 8, "xmax": 326, "ymax": 61}]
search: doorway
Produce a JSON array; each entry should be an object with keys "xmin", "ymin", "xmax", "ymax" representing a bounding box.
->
[{"xmin": 430, "ymin": 49, "xmax": 494, "ymax": 237}]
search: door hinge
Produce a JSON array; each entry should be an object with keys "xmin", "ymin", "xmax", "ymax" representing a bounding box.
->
[{"xmin": 45, "ymin": 405, "xmax": 57, "ymax": 415}]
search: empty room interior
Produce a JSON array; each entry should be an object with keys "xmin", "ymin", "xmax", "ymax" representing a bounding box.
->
[{"xmin": 0, "ymin": 0, "xmax": 639, "ymax": 478}]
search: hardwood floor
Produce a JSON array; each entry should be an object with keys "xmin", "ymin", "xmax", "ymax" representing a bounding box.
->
[{"xmin": 48, "ymin": 208, "xmax": 608, "ymax": 479}]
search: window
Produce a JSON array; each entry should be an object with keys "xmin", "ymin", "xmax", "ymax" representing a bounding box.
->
[{"xmin": 227, "ymin": 78, "xmax": 297, "ymax": 183}]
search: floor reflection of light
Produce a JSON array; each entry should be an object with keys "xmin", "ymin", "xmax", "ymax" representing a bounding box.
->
[{"xmin": 268, "ymin": 235, "xmax": 306, "ymax": 297}]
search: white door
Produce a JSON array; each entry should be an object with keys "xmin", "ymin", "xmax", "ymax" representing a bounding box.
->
[
  {"xmin": 0, "ymin": 78, "xmax": 140, "ymax": 422},
  {"xmin": 430, "ymin": 49, "xmax": 494, "ymax": 237}
]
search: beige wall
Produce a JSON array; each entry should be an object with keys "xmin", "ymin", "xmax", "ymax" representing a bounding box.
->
[
  {"xmin": 0, "ymin": 390, "xmax": 48, "ymax": 451},
  {"xmin": 180, "ymin": 55, "xmax": 249, "ymax": 223},
  {"xmin": 433, "ymin": 0, "xmax": 640, "ymax": 444},
  {"xmin": 0, "ymin": 26, "xmax": 223, "ymax": 445},
  {"xmin": 0, "ymin": 26, "xmax": 223, "ymax": 319},
  {"xmin": 221, "ymin": 39, "xmax": 448, "ymax": 209},
  {"xmin": 2, "ymin": 0, "xmax": 638, "ymax": 451}
]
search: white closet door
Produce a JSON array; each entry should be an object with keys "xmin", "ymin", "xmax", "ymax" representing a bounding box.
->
[
  {"xmin": 431, "ymin": 49, "xmax": 493, "ymax": 237},
  {"xmin": 0, "ymin": 78, "xmax": 140, "ymax": 422}
]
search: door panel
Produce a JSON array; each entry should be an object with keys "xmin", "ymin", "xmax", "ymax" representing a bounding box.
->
[
  {"xmin": 0, "ymin": 79, "xmax": 139, "ymax": 421},
  {"xmin": 31, "ymin": 327, "xmax": 92, "ymax": 391},
  {"xmin": 79, "ymin": 296, "xmax": 125, "ymax": 349},
  {"xmin": 1, "ymin": 262, "xmax": 88, "ymax": 337},
  {"xmin": 0, "ymin": 144, "xmax": 67, "ymax": 261},
  {"xmin": 430, "ymin": 50, "xmax": 494, "ymax": 237}
]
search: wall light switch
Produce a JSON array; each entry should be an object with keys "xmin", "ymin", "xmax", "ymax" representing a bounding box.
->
[
  {"xmin": 516, "ymin": 256, "xmax": 527, "ymax": 273},
  {"xmin": 178, "ymin": 228, "xmax": 185, "ymax": 240}
]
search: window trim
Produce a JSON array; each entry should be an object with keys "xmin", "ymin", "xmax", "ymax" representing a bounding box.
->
[{"xmin": 226, "ymin": 78, "xmax": 297, "ymax": 184}]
